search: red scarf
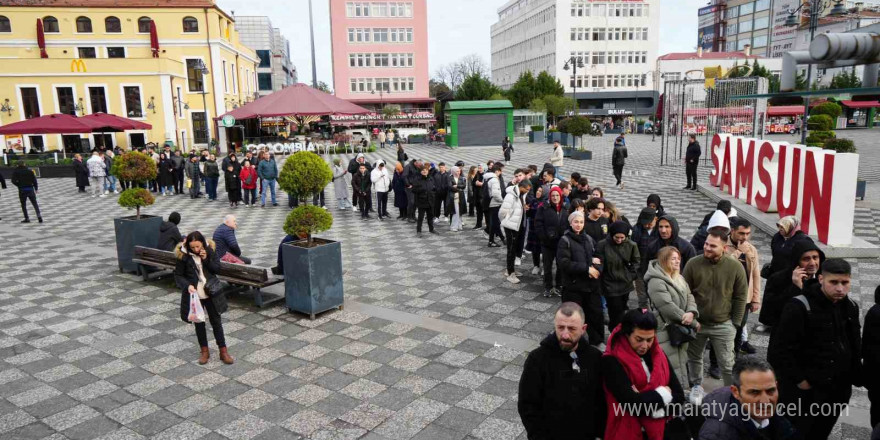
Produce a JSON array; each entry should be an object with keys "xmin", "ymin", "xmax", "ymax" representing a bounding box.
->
[{"xmin": 602, "ymin": 325, "xmax": 671, "ymax": 440}]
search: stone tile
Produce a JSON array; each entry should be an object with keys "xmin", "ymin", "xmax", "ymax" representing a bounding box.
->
[
  {"xmin": 470, "ymin": 417, "xmax": 524, "ymax": 440},
  {"xmin": 444, "ymin": 369, "xmax": 491, "ymax": 390},
  {"xmin": 7, "ymin": 384, "xmax": 62, "ymax": 407},
  {"xmin": 235, "ymin": 367, "xmax": 280, "ymax": 388},
  {"xmin": 339, "ymin": 403, "xmax": 396, "ymax": 430},
  {"xmin": 284, "ymin": 384, "xmax": 331, "ymax": 407},
  {"xmin": 167, "ymin": 393, "xmax": 220, "ymax": 418},
  {"xmin": 281, "ymin": 409, "xmax": 333, "ymax": 436},
  {"xmin": 33, "ymin": 364, "xmax": 84, "ymax": 382},
  {"xmin": 227, "ymin": 389, "xmax": 278, "ymax": 412},
  {"xmin": 69, "ymin": 380, "xmax": 119, "ymax": 401},
  {"xmin": 43, "ymin": 403, "xmax": 100, "ymax": 431},
  {"xmin": 182, "ymin": 371, "xmax": 228, "ymax": 392},
  {"xmin": 106, "ymin": 399, "xmax": 161, "ymax": 425},
  {"xmin": 0, "ymin": 410, "xmax": 36, "ymax": 435},
  {"xmin": 339, "ymin": 358, "xmax": 382, "ymax": 377},
  {"xmin": 340, "ymin": 378, "xmax": 387, "ymax": 400},
  {"xmin": 216, "ymin": 415, "xmax": 273, "ymax": 440},
  {"xmin": 388, "ymin": 353, "xmax": 430, "ymax": 372},
  {"xmin": 456, "ymin": 391, "xmax": 507, "ymax": 415},
  {"xmin": 393, "ymin": 375, "xmax": 440, "ymax": 396},
  {"xmin": 152, "ymin": 421, "xmax": 211, "ymax": 440}
]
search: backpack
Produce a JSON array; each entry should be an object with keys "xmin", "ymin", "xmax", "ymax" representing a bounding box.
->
[{"xmin": 482, "ymin": 175, "xmax": 494, "ymax": 209}]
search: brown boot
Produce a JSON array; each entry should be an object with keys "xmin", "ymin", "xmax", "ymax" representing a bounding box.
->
[
  {"xmin": 198, "ymin": 347, "xmax": 210, "ymax": 365},
  {"xmin": 218, "ymin": 346, "xmax": 234, "ymax": 365}
]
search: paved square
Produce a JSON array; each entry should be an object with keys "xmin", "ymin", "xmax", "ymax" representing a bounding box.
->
[{"xmin": 0, "ymin": 132, "xmax": 876, "ymax": 439}]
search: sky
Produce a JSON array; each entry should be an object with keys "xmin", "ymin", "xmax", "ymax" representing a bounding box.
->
[{"xmin": 217, "ymin": 0, "xmax": 705, "ymax": 89}]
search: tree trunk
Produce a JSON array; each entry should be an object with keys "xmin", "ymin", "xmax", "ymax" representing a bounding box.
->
[{"xmin": 136, "ymin": 205, "xmax": 141, "ymax": 220}]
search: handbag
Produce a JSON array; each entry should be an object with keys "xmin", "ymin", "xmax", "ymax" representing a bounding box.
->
[
  {"xmin": 648, "ymin": 294, "xmax": 697, "ymax": 347},
  {"xmin": 204, "ymin": 277, "xmax": 222, "ymax": 297},
  {"xmin": 760, "ymin": 262, "xmax": 773, "ymax": 279}
]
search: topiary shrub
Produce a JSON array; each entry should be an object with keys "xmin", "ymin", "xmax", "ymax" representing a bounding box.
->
[
  {"xmin": 530, "ymin": 125, "xmax": 545, "ymax": 132},
  {"xmin": 805, "ymin": 130, "xmax": 836, "ymax": 147},
  {"xmin": 807, "ymin": 114, "xmax": 834, "ymax": 131},
  {"xmin": 284, "ymin": 205, "xmax": 333, "ymax": 246},
  {"xmin": 118, "ymin": 187, "xmax": 155, "ymax": 219},
  {"xmin": 114, "ymin": 151, "xmax": 157, "ymax": 219},
  {"xmin": 824, "ymin": 138, "xmax": 856, "ymax": 153},
  {"xmin": 557, "ymin": 116, "xmax": 592, "ymax": 149},
  {"xmin": 810, "ymin": 102, "xmax": 843, "ymax": 120}
]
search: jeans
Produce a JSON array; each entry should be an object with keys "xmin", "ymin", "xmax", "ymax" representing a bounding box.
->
[
  {"xmin": 358, "ymin": 192, "xmax": 370, "ymax": 218},
  {"xmin": 433, "ymin": 193, "xmax": 449, "ymax": 218},
  {"xmin": 377, "ymin": 191, "xmax": 389, "ymax": 217},
  {"xmin": 243, "ymin": 188, "xmax": 256, "ymax": 205},
  {"xmin": 205, "ymin": 176, "xmax": 219, "ymax": 200},
  {"xmin": 90, "ymin": 177, "xmax": 103, "ymax": 196},
  {"xmin": 417, "ymin": 206, "xmax": 434, "ymax": 232},
  {"xmin": 406, "ymin": 187, "xmax": 416, "ymax": 219},
  {"xmin": 105, "ymin": 175, "xmax": 117, "ymax": 192},
  {"xmin": 337, "ymin": 197, "xmax": 351, "ymax": 210},
  {"xmin": 687, "ymin": 320, "xmax": 736, "ymax": 386},
  {"xmin": 313, "ymin": 189, "xmax": 325, "ymax": 207},
  {"xmin": 554, "ymin": 166, "xmax": 561, "ymax": 179},
  {"xmin": 505, "ymin": 228, "xmax": 519, "ymax": 274},
  {"xmin": 163, "ymin": 185, "xmax": 174, "ymax": 195},
  {"xmin": 189, "ymin": 175, "xmax": 201, "ymax": 198},
  {"xmin": 261, "ymin": 179, "xmax": 277, "ymax": 205},
  {"xmin": 613, "ymin": 165, "xmax": 624, "ymax": 186},
  {"xmin": 194, "ymin": 298, "xmax": 226, "ymax": 348},
  {"xmin": 488, "ymin": 206, "xmax": 503, "ymax": 243},
  {"xmin": 474, "ymin": 203, "xmax": 484, "ymax": 228},
  {"xmin": 542, "ymin": 245, "xmax": 562, "ymax": 290},
  {"xmin": 175, "ymin": 169, "xmax": 185, "ymax": 194},
  {"xmin": 18, "ymin": 189, "xmax": 41, "ymax": 220}
]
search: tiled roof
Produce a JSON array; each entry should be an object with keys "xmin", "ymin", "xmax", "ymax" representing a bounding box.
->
[{"xmin": 2, "ymin": 0, "xmax": 216, "ymax": 7}]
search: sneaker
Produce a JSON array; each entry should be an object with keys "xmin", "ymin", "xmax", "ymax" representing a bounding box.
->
[
  {"xmin": 440, "ymin": 216, "xmax": 447, "ymax": 222},
  {"xmin": 739, "ymin": 341, "xmax": 757, "ymax": 355},
  {"xmin": 487, "ymin": 242, "xmax": 501, "ymax": 248},
  {"xmin": 531, "ymin": 266, "xmax": 542, "ymax": 276},
  {"xmin": 689, "ymin": 385, "xmax": 706, "ymax": 406},
  {"xmin": 543, "ymin": 290, "xmax": 552, "ymax": 298},
  {"xmin": 114, "ymin": 190, "xmax": 119, "ymax": 194},
  {"xmin": 551, "ymin": 288, "xmax": 562, "ymax": 297},
  {"xmin": 99, "ymin": 194, "xmax": 107, "ymax": 198},
  {"xmin": 620, "ymin": 182, "xmax": 625, "ymax": 190},
  {"xmin": 433, "ymin": 217, "xmax": 439, "ymax": 224},
  {"xmin": 708, "ymin": 365, "xmax": 721, "ymax": 380},
  {"xmin": 754, "ymin": 325, "xmax": 771, "ymax": 333},
  {"xmin": 515, "ymin": 257, "xmax": 522, "ymax": 266},
  {"xmin": 506, "ymin": 273, "xmax": 520, "ymax": 284},
  {"xmin": 38, "ymin": 217, "xmax": 43, "ymax": 223},
  {"xmin": 352, "ymin": 206, "xmax": 358, "ymax": 212}
]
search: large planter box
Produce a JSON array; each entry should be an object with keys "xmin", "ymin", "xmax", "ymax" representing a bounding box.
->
[
  {"xmin": 0, "ymin": 165, "xmax": 75, "ymax": 179},
  {"xmin": 570, "ymin": 150, "xmax": 593, "ymax": 160},
  {"xmin": 114, "ymin": 215, "xmax": 162, "ymax": 274},
  {"xmin": 857, "ymin": 179, "xmax": 867, "ymax": 201},
  {"xmin": 529, "ymin": 131, "xmax": 544, "ymax": 143},
  {"xmin": 547, "ymin": 132, "xmax": 562, "ymax": 144},
  {"xmin": 562, "ymin": 147, "xmax": 573, "ymax": 158},
  {"xmin": 283, "ymin": 238, "xmax": 344, "ymax": 319}
]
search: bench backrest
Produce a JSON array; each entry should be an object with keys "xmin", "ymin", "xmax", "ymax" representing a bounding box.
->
[{"xmin": 133, "ymin": 246, "xmax": 269, "ymax": 283}]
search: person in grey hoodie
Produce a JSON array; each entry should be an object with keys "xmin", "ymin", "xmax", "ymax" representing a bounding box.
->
[
  {"xmin": 484, "ymin": 163, "xmax": 505, "ymax": 247},
  {"xmin": 645, "ymin": 245, "xmax": 699, "ymax": 386}
]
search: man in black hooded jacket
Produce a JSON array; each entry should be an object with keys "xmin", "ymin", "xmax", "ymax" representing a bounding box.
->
[
  {"xmin": 684, "ymin": 134, "xmax": 701, "ymax": 190},
  {"xmin": 758, "ymin": 240, "xmax": 825, "ymax": 329},
  {"xmin": 403, "ymin": 159, "xmax": 422, "ymax": 221},
  {"xmin": 158, "ymin": 212, "xmax": 183, "ymax": 252},
  {"xmin": 639, "ymin": 215, "xmax": 696, "ymax": 275}
]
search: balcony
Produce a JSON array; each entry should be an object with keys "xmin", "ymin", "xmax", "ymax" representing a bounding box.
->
[{"xmin": 0, "ymin": 57, "xmax": 184, "ymax": 76}]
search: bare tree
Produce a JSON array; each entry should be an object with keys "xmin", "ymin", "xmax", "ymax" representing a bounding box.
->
[
  {"xmin": 456, "ymin": 54, "xmax": 488, "ymax": 78},
  {"xmin": 434, "ymin": 63, "xmax": 464, "ymax": 92}
]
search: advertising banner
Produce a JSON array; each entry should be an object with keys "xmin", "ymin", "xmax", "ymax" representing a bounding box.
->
[
  {"xmin": 770, "ymin": 0, "xmax": 805, "ymax": 57},
  {"xmin": 699, "ymin": 25, "xmax": 716, "ymax": 51}
]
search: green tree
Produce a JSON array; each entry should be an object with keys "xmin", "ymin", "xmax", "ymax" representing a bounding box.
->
[
  {"xmin": 114, "ymin": 151, "xmax": 157, "ymax": 219},
  {"xmin": 316, "ymin": 81, "xmax": 332, "ymax": 94},
  {"xmin": 543, "ymin": 95, "xmax": 575, "ymax": 126},
  {"xmin": 557, "ymin": 116, "xmax": 592, "ymax": 149},
  {"xmin": 381, "ymin": 104, "xmax": 402, "ymax": 120},
  {"xmin": 456, "ymin": 73, "xmax": 501, "ymax": 101},
  {"xmin": 830, "ymin": 70, "xmax": 861, "ymax": 89},
  {"xmin": 536, "ymin": 71, "xmax": 565, "ymax": 97},
  {"xmin": 488, "ymin": 92, "xmax": 506, "ymax": 101},
  {"xmin": 506, "ymin": 71, "xmax": 538, "ymax": 109}
]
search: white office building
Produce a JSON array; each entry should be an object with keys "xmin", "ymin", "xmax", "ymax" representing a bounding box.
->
[
  {"xmin": 234, "ymin": 16, "xmax": 297, "ymax": 98},
  {"xmin": 491, "ymin": 0, "xmax": 659, "ymax": 121}
]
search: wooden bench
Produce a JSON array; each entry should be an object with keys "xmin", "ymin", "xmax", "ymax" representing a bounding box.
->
[{"xmin": 132, "ymin": 246, "xmax": 284, "ymax": 308}]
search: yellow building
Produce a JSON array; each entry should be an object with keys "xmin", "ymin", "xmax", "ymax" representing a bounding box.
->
[{"xmin": 0, "ymin": 0, "xmax": 259, "ymax": 153}]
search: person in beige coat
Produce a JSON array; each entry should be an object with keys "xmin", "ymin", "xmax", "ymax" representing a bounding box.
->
[
  {"xmin": 549, "ymin": 141, "xmax": 564, "ymax": 177},
  {"xmin": 645, "ymin": 245, "xmax": 700, "ymax": 386}
]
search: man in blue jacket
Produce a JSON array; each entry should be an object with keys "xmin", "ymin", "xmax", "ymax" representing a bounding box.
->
[
  {"xmin": 258, "ymin": 153, "xmax": 278, "ymax": 207},
  {"xmin": 213, "ymin": 215, "xmax": 251, "ymax": 264}
]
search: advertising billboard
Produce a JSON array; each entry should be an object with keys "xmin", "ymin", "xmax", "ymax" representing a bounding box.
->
[
  {"xmin": 699, "ymin": 25, "xmax": 717, "ymax": 51},
  {"xmin": 771, "ymin": 0, "xmax": 806, "ymax": 58}
]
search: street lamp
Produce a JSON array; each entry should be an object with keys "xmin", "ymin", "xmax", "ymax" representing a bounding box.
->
[
  {"xmin": 371, "ymin": 87, "xmax": 385, "ymax": 129},
  {"xmin": 785, "ymin": 0, "xmax": 848, "ymax": 143},
  {"xmin": 563, "ymin": 56, "xmax": 585, "ymax": 117}
]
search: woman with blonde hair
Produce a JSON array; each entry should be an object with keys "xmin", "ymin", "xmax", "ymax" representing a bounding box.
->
[
  {"xmin": 644, "ymin": 245, "xmax": 699, "ymax": 385},
  {"xmin": 602, "ymin": 199, "xmax": 630, "ymax": 227}
]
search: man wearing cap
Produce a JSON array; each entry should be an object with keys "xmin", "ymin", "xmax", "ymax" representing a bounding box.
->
[{"xmin": 631, "ymin": 207, "xmax": 657, "ymax": 308}]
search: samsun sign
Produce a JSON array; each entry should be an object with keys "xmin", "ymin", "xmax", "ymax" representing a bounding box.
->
[{"xmin": 709, "ymin": 133, "xmax": 858, "ymax": 246}]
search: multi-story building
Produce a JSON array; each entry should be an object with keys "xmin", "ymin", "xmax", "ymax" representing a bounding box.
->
[
  {"xmin": 328, "ymin": 0, "xmax": 434, "ymax": 128},
  {"xmin": 491, "ymin": 0, "xmax": 660, "ymax": 123},
  {"xmin": 0, "ymin": 0, "xmax": 258, "ymax": 153},
  {"xmin": 235, "ymin": 16, "xmax": 296, "ymax": 97},
  {"xmin": 698, "ymin": 0, "xmax": 773, "ymax": 57},
  {"xmin": 656, "ymin": 48, "xmax": 782, "ymax": 92},
  {"xmin": 792, "ymin": 8, "xmax": 880, "ymax": 87}
]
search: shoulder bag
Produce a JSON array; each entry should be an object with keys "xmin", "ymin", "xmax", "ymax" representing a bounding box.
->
[{"xmin": 648, "ymin": 290, "xmax": 696, "ymax": 347}]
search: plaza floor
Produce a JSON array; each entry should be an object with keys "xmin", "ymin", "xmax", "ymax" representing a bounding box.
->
[{"xmin": 0, "ymin": 133, "xmax": 874, "ymax": 439}]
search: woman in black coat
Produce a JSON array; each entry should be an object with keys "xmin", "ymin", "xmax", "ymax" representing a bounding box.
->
[
  {"xmin": 158, "ymin": 153, "xmax": 175, "ymax": 195},
  {"xmin": 224, "ymin": 155, "xmax": 242, "ymax": 207},
  {"xmin": 397, "ymin": 145, "xmax": 408, "ymax": 164},
  {"xmin": 556, "ymin": 210, "xmax": 604, "ymax": 346},
  {"xmin": 73, "ymin": 153, "xmax": 89, "ymax": 193},
  {"xmin": 174, "ymin": 231, "xmax": 233, "ymax": 365},
  {"xmin": 391, "ymin": 161, "xmax": 408, "ymax": 219}
]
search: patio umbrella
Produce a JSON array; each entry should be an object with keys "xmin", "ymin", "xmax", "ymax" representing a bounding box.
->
[
  {"xmin": 149, "ymin": 20, "xmax": 159, "ymax": 58},
  {"xmin": 37, "ymin": 18, "xmax": 47, "ymax": 59},
  {"xmin": 218, "ymin": 83, "xmax": 371, "ymax": 120},
  {"xmin": 79, "ymin": 112, "xmax": 152, "ymax": 131},
  {"xmin": 0, "ymin": 114, "xmax": 93, "ymax": 135}
]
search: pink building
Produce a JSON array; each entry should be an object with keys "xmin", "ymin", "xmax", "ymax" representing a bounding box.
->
[{"xmin": 329, "ymin": 0, "xmax": 434, "ymax": 127}]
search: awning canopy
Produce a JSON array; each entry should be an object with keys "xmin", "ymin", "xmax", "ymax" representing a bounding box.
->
[
  {"xmin": 80, "ymin": 113, "xmax": 152, "ymax": 131},
  {"xmin": 767, "ymin": 106, "xmax": 805, "ymax": 116},
  {"xmin": 840, "ymin": 100, "xmax": 880, "ymax": 109},
  {"xmin": 218, "ymin": 83, "xmax": 371, "ymax": 120},
  {"xmin": 0, "ymin": 114, "xmax": 93, "ymax": 135},
  {"xmin": 682, "ymin": 107, "xmax": 754, "ymax": 117}
]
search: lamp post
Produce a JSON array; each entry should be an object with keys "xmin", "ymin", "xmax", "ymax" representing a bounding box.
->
[
  {"xmin": 563, "ymin": 56, "xmax": 585, "ymax": 117},
  {"xmin": 785, "ymin": 0, "xmax": 847, "ymax": 143},
  {"xmin": 371, "ymin": 88, "xmax": 384, "ymax": 129}
]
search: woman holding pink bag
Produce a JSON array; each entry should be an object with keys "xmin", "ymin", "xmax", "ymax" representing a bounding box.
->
[{"xmin": 175, "ymin": 231, "xmax": 233, "ymax": 365}]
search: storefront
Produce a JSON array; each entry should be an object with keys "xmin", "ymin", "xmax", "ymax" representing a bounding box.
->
[
  {"xmin": 444, "ymin": 100, "xmax": 514, "ymax": 148},
  {"xmin": 840, "ymin": 100, "xmax": 880, "ymax": 128}
]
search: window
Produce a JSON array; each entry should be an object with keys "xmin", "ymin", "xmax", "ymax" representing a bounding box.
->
[
  {"xmin": 754, "ymin": 16, "xmax": 769, "ymax": 30},
  {"xmin": 105, "ymin": 16, "xmax": 121, "ymax": 33},
  {"xmin": 755, "ymin": 0, "xmax": 770, "ymax": 11},
  {"xmin": 56, "ymin": 87, "xmax": 76, "ymax": 115},
  {"xmin": 76, "ymin": 16, "xmax": 92, "ymax": 33},
  {"xmin": 753, "ymin": 35, "xmax": 768, "ymax": 47},
  {"xmin": 89, "ymin": 87, "xmax": 107, "ymax": 113},
  {"xmin": 256, "ymin": 50, "xmax": 271, "ymax": 68},
  {"xmin": 192, "ymin": 112, "xmax": 208, "ymax": 144},
  {"xmin": 78, "ymin": 47, "xmax": 97, "ymax": 58},
  {"xmin": 258, "ymin": 73, "xmax": 272, "ymax": 90},
  {"xmin": 222, "ymin": 60, "xmax": 228, "ymax": 93},
  {"xmin": 593, "ymin": 4, "xmax": 606, "ymax": 16},
  {"xmin": 726, "ymin": 23, "xmax": 738, "ymax": 36},
  {"xmin": 186, "ymin": 59, "xmax": 205, "ymax": 92},
  {"xmin": 737, "ymin": 39, "xmax": 751, "ymax": 50},
  {"xmin": 739, "ymin": 2, "xmax": 754, "ymax": 15},
  {"xmin": 129, "ymin": 133, "xmax": 146, "ymax": 149},
  {"xmin": 739, "ymin": 19, "xmax": 752, "ymax": 33},
  {"xmin": 0, "ymin": 16, "xmax": 10, "ymax": 33},
  {"xmin": 107, "ymin": 47, "xmax": 125, "ymax": 58},
  {"xmin": 20, "ymin": 87, "xmax": 40, "ymax": 119},
  {"xmin": 182, "ymin": 17, "xmax": 198, "ymax": 33},
  {"xmin": 123, "ymin": 86, "xmax": 142, "ymax": 118},
  {"xmin": 43, "ymin": 16, "xmax": 59, "ymax": 33},
  {"xmin": 138, "ymin": 17, "xmax": 151, "ymax": 33},
  {"xmin": 375, "ymin": 53, "xmax": 389, "ymax": 67},
  {"xmin": 726, "ymin": 6, "xmax": 739, "ymax": 19},
  {"xmin": 29, "ymin": 136, "xmax": 45, "ymax": 152},
  {"xmin": 374, "ymin": 28, "xmax": 388, "ymax": 42},
  {"xmin": 232, "ymin": 63, "xmax": 237, "ymax": 93}
]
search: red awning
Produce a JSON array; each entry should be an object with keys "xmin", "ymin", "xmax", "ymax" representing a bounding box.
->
[
  {"xmin": 0, "ymin": 114, "xmax": 94, "ymax": 135},
  {"xmin": 218, "ymin": 83, "xmax": 371, "ymax": 120},
  {"xmin": 149, "ymin": 20, "xmax": 159, "ymax": 58},
  {"xmin": 682, "ymin": 107, "xmax": 754, "ymax": 117},
  {"xmin": 840, "ymin": 100, "xmax": 880, "ymax": 109},
  {"xmin": 37, "ymin": 18, "xmax": 47, "ymax": 59},
  {"xmin": 767, "ymin": 106, "xmax": 805, "ymax": 116},
  {"xmin": 79, "ymin": 113, "xmax": 152, "ymax": 131}
]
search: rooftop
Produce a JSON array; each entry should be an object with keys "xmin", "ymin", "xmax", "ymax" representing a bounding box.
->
[
  {"xmin": 445, "ymin": 100, "xmax": 513, "ymax": 111},
  {"xmin": 658, "ymin": 51, "xmax": 764, "ymax": 61}
]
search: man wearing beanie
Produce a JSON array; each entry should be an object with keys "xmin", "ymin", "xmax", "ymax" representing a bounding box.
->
[
  {"xmin": 158, "ymin": 212, "xmax": 183, "ymax": 252},
  {"xmin": 596, "ymin": 221, "xmax": 640, "ymax": 332},
  {"xmin": 631, "ymin": 207, "xmax": 657, "ymax": 308}
]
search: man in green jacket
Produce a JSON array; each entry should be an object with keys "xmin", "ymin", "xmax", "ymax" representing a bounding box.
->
[{"xmin": 683, "ymin": 230, "xmax": 749, "ymax": 393}]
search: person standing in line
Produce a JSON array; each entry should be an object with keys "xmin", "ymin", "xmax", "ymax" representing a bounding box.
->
[
  {"xmin": 470, "ymin": 165, "xmax": 485, "ymax": 229},
  {"xmin": 258, "ymin": 152, "xmax": 278, "ymax": 207},
  {"xmin": 536, "ymin": 186, "xmax": 568, "ymax": 297},
  {"xmin": 352, "ymin": 163, "xmax": 373, "ymax": 220},
  {"xmin": 448, "ymin": 165, "xmax": 467, "ymax": 232},
  {"xmin": 726, "ymin": 218, "xmax": 760, "ymax": 355},
  {"xmin": 174, "ymin": 231, "xmax": 233, "ymax": 365},
  {"xmin": 224, "ymin": 155, "xmax": 242, "ymax": 208},
  {"xmin": 387, "ymin": 129, "xmax": 396, "ymax": 147},
  {"xmin": 518, "ymin": 302, "xmax": 606, "ymax": 440},
  {"xmin": 612, "ymin": 136, "xmax": 628, "ymax": 189},
  {"xmin": 203, "ymin": 154, "xmax": 220, "ymax": 201},
  {"xmin": 397, "ymin": 143, "xmax": 408, "ymax": 164},
  {"xmin": 332, "ymin": 158, "xmax": 351, "ymax": 211},
  {"xmin": 412, "ymin": 164, "xmax": 437, "ymax": 236},
  {"xmin": 500, "ymin": 180, "xmax": 531, "ymax": 284},
  {"xmin": 403, "ymin": 158, "xmax": 422, "ymax": 221},
  {"xmin": 862, "ymin": 285, "xmax": 880, "ymax": 428},
  {"xmin": 158, "ymin": 152, "xmax": 175, "ymax": 196},
  {"xmin": 371, "ymin": 160, "xmax": 391, "ymax": 220},
  {"xmin": 391, "ymin": 162, "xmax": 408, "ymax": 220},
  {"xmin": 640, "ymin": 215, "xmax": 696, "ymax": 278},
  {"xmin": 556, "ymin": 210, "xmax": 604, "ymax": 346},
  {"xmin": 684, "ymin": 134, "xmax": 701, "ymax": 190},
  {"xmin": 11, "ymin": 161, "xmax": 42, "ymax": 223},
  {"xmin": 684, "ymin": 231, "xmax": 749, "ymax": 395},
  {"xmin": 768, "ymin": 259, "xmax": 861, "ymax": 440},
  {"xmin": 348, "ymin": 153, "xmax": 371, "ymax": 212},
  {"xmin": 525, "ymin": 185, "xmax": 544, "ymax": 276},
  {"xmin": 239, "ymin": 160, "xmax": 257, "ymax": 208},
  {"xmin": 550, "ymin": 141, "xmax": 564, "ymax": 177},
  {"xmin": 378, "ymin": 130, "xmax": 386, "ymax": 149},
  {"xmin": 597, "ymin": 221, "xmax": 640, "ymax": 332},
  {"xmin": 73, "ymin": 153, "xmax": 89, "ymax": 193},
  {"xmin": 87, "ymin": 150, "xmax": 107, "ymax": 197},
  {"xmin": 104, "ymin": 150, "xmax": 118, "ymax": 194},
  {"xmin": 584, "ymin": 197, "xmax": 609, "ymax": 245},
  {"xmin": 431, "ymin": 162, "xmax": 451, "ymax": 223},
  {"xmin": 484, "ymin": 163, "xmax": 505, "ymax": 247},
  {"xmin": 645, "ymin": 246, "xmax": 699, "ymax": 387},
  {"xmin": 172, "ymin": 150, "xmax": 186, "ymax": 195},
  {"xmin": 502, "ymin": 136, "xmax": 513, "ymax": 162},
  {"xmin": 185, "ymin": 155, "xmax": 201, "ymax": 198}
]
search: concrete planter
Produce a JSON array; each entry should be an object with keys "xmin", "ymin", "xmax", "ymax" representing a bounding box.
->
[
  {"xmin": 570, "ymin": 150, "xmax": 593, "ymax": 160},
  {"xmin": 857, "ymin": 179, "xmax": 867, "ymax": 201},
  {"xmin": 562, "ymin": 147, "xmax": 574, "ymax": 158},
  {"xmin": 114, "ymin": 215, "xmax": 161, "ymax": 274},
  {"xmin": 283, "ymin": 238, "xmax": 344, "ymax": 319},
  {"xmin": 529, "ymin": 131, "xmax": 544, "ymax": 143},
  {"xmin": 547, "ymin": 132, "xmax": 562, "ymax": 144}
]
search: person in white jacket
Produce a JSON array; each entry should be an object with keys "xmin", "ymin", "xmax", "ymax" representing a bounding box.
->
[
  {"xmin": 550, "ymin": 141, "xmax": 564, "ymax": 177},
  {"xmin": 371, "ymin": 160, "xmax": 392, "ymax": 220},
  {"xmin": 500, "ymin": 180, "xmax": 532, "ymax": 284},
  {"xmin": 86, "ymin": 151, "xmax": 107, "ymax": 197},
  {"xmin": 332, "ymin": 158, "xmax": 351, "ymax": 210},
  {"xmin": 485, "ymin": 163, "xmax": 506, "ymax": 247}
]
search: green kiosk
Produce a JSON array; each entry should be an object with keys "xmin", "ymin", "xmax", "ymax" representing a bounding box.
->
[{"xmin": 444, "ymin": 100, "xmax": 514, "ymax": 148}]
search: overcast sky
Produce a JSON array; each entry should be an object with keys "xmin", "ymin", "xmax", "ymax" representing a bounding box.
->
[{"xmin": 217, "ymin": 0, "xmax": 704, "ymax": 88}]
